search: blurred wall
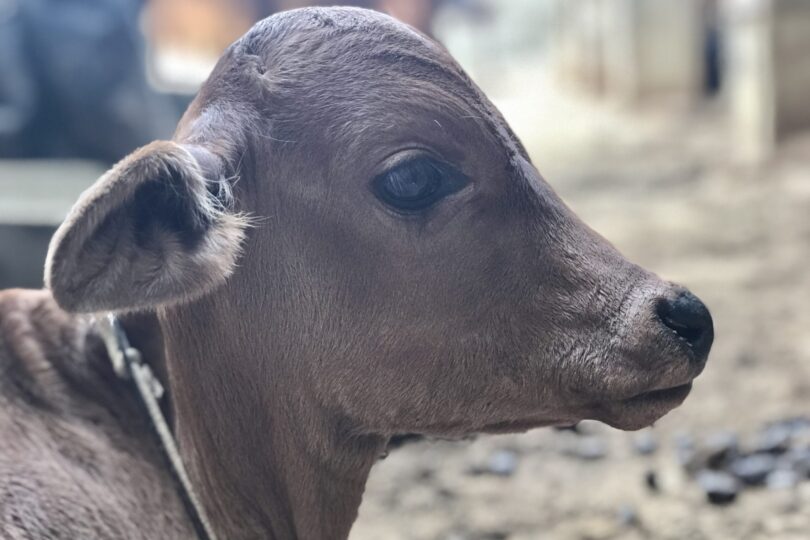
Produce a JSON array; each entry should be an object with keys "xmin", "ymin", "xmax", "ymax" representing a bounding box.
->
[
  {"xmin": 546, "ymin": 0, "xmax": 810, "ymax": 162},
  {"xmin": 549, "ymin": 0, "xmax": 706, "ymax": 103},
  {"xmin": 724, "ymin": 0, "xmax": 810, "ymax": 162}
]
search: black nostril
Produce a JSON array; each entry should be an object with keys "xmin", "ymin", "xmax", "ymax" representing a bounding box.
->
[{"xmin": 656, "ymin": 290, "xmax": 714, "ymax": 359}]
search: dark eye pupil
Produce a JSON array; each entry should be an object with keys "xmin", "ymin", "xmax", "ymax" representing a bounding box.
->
[{"xmin": 384, "ymin": 164, "xmax": 440, "ymax": 201}]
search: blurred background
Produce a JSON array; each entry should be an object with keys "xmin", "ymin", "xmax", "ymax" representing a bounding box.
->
[{"xmin": 1, "ymin": 0, "xmax": 809, "ymax": 538}]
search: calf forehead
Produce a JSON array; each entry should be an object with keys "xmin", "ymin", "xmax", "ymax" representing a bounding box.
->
[{"xmin": 206, "ymin": 7, "xmax": 526, "ymax": 162}]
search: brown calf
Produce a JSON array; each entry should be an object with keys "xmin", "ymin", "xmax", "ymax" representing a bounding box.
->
[{"xmin": 1, "ymin": 7, "xmax": 713, "ymax": 539}]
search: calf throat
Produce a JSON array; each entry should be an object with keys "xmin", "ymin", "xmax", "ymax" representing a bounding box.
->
[{"xmin": 152, "ymin": 300, "xmax": 386, "ymax": 540}]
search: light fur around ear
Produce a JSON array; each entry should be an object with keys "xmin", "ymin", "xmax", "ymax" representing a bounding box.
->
[{"xmin": 45, "ymin": 140, "xmax": 248, "ymax": 313}]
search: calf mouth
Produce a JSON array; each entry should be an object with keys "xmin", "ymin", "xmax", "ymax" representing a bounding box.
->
[
  {"xmin": 595, "ymin": 379, "xmax": 696, "ymax": 430},
  {"xmin": 623, "ymin": 381, "xmax": 693, "ymax": 407}
]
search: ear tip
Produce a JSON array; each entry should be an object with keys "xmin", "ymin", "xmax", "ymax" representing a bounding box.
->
[
  {"xmin": 44, "ymin": 267, "xmax": 81, "ymax": 313},
  {"xmin": 45, "ymin": 281, "xmax": 82, "ymax": 313},
  {"xmin": 49, "ymin": 293, "xmax": 81, "ymax": 313},
  {"xmin": 43, "ymin": 233, "xmax": 94, "ymax": 314},
  {"xmin": 46, "ymin": 276, "xmax": 109, "ymax": 314},
  {"xmin": 43, "ymin": 224, "xmax": 71, "ymax": 305}
]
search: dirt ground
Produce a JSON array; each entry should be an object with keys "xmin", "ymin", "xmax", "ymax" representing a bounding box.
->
[{"xmin": 350, "ymin": 88, "xmax": 810, "ymax": 539}]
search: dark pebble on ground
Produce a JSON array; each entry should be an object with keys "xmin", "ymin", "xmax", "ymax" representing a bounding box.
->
[
  {"xmin": 703, "ymin": 431, "xmax": 739, "ymax": 469},
  {"xmin": 486, "ymin": 450, "xmax": 519, "ymax": 477},
  {"xmin": 569, "ymin": 436, "xmax": 608, "ymax": 461},
  {"xmin": 644, "ymin": 469, "xmax": 659, "ymax": 493},
  {"xmin": 729, "ymin": 454, "xmax": 777, "ymax": 486},
  {"xmin": 766, "ymin": 469, "xmax": 800, "ymax": 490},
  {"xmin": 753, "ymin": 423, "xmax": 792, "ymax": 454},
  {"xmin": 781, "ymin": 447, "xmax": 810, "ymax": 478},
  {"xmin": 616, "ymin": 504, "xmax": 639, "ymax": 527},
  {"xmin": 696, "ymin": 470, "xmax": 740, "ymax": 505},
  {"xmin": 675, "ymin": 416, "xmax": 810, "ymax": 505},
  {"xmin": 633, "ymin": 431, "xmax": 659, "ymax": 456}
]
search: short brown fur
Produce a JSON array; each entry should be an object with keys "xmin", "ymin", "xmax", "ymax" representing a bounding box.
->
[{"xmin": 1, "ymin": 7, "xmax": 711, "ymax": 539}]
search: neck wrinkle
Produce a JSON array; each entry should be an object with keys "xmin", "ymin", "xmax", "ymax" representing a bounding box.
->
[{"xmin": 157, "ymin": 303, "xmax": 385, "ymax": 540}]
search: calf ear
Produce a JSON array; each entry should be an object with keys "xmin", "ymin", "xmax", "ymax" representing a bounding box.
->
[{"xmin": 45, "ymin": 141, "xmax": 248, "ymax": 313}]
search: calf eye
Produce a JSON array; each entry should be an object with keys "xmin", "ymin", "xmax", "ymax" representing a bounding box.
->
[{"xmin": 372, "ymin": 156, "xmax": 468, "ymax": 212}]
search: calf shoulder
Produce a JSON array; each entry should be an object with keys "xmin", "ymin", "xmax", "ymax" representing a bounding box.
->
[{"xmin": 0, "ymin": 289, "xmax": 193, "ymax": 539}]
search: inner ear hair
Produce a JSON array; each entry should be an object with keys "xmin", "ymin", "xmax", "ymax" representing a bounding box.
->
[
  {"xmin": 185, "ymin": 144, "xmax": 238, "ymax": 211},
  {"xmin": 128, "ymin": 145, "xmax": 238, "ymax": 251}
]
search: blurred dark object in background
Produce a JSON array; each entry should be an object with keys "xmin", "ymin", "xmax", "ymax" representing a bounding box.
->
[
  {"xmin": 0, "ymin": 225, "xmax": 53, "ymax": 289},
  {"xmin": 0, "ymin": 0, "xmax": 453, "ymax": 164},
  {"xmin": 0, "ymin": 160, "xmax": 105, "ymax": 289},
  {"xmin": 703, "ymin": 0, "xmax": 723, "ymax": 94},
  {"xmin": 0, "ymin": 0, "xmax": 183, "ymax": 163}
]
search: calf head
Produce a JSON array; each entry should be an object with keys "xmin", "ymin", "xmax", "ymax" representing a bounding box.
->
[{"xmin": 46, "ymin": 7, "xmax": 712, "ymax": 439}]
